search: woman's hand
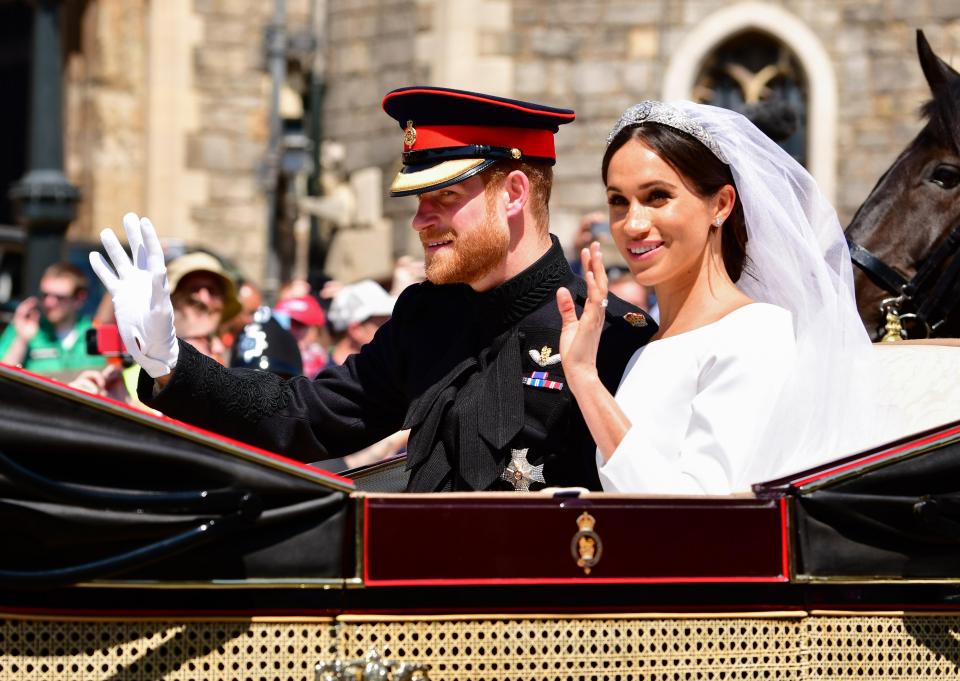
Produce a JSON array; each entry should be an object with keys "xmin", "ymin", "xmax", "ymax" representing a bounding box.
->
[{"xmin": 556, "ymin": 242, "xmax": 608, "ymax": 393}]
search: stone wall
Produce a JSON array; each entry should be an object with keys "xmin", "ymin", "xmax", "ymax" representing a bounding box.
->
[
  {"xmin": 321, "ymin": 0, "xmax": 960, "ymax": 253},
  {"xmin": 65, "ymin": 0, "xmax": 317, "ymax": 284},
  {"xmin": 186, "ymin": 0, "xmax": 314, "ymax": 281},
  {"xmin": 830, "ymin": 6, "xmax": 960, "ymax": 220},
  {"xmin": 65, "ymin": 0, "xmax": 148, "ymax": 245},
  {"xmin": 62, "ymin": 0, "xmax": 960, "ymax": 281},
  {"xmin": 507, "ymin": 0, "xmax": 960, "ymax": 232},
  {"xmin": 186, "ymin": 0, "xmax": 273, "ymax": 278},
  {"xmin": 323, "ymin": 0, "xmax": 423, "ymax": 256}
]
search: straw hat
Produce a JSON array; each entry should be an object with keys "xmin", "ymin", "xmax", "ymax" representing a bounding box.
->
[{"xmin": 166, "ymin": 252, "xmax": 241, "ymax": 322}]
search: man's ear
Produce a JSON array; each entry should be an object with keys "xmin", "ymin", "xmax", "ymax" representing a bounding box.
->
[{"xmin": 502, "ymin": 170, "xmax": 530, "ymax": 219}]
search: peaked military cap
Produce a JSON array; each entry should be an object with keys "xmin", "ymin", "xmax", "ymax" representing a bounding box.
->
[{"xmin": 382, "ymin": 86, "xmax": 576, "ymax": 197}]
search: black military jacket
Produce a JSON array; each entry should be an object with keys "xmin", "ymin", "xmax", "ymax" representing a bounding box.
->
[{"xmin": 141, "ymin": 238, "xmax": 655, "ymax": 491}]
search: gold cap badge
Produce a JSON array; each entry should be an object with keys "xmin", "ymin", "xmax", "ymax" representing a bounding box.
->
[
  {"xmin": 623, "ymin": 312, "xmax": 647, "ymax": 327},
  {"xmin": 403, "ymin": 120, "xmax": 417, "ymax": 149}
]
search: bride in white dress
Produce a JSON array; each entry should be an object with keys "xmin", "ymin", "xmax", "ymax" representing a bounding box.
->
[{"xmin": 557, "ymin": 101, "xmax": 876, "ymax": 495}]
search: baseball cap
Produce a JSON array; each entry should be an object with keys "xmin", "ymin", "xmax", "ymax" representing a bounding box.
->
[
  {"xmin": 274, "ymin": 295, "xmax": 326, "ymax": 327},
  {"xmin": 327, "ymin": 280, "xmax": 396, "ymax": 332}
]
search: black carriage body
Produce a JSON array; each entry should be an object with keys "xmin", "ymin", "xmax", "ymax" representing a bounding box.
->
[{"xmin": 3, "ymin": 363, "xmax": 960, "ymax": 679}]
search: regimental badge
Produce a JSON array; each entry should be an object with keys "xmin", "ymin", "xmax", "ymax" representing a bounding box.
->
[
  {"xmin": 500, "ymin": 448, "xmax": 546, "ymax": 492},
  {"xmin": 570, "ymin": 511, "xmax": 603, "ymax": 575},
  {"xmin": 521, "ymin": 371, "xmax": 564, "ymax": 390},
  {"xmin": 529, "ymin": 345, "xmax": 562, "ymax": 367},
  {"xmin": 623, "ymin": 312, "xmax": 648, "ymax": 327},
  {"xmin": 403, "ymin": 120, "xmax": 417, "ymax": 149}
]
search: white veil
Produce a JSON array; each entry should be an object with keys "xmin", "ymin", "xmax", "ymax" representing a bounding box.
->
[{"xmin": 608, "ymin": 101, "xmax": 880, "ymax": 482}]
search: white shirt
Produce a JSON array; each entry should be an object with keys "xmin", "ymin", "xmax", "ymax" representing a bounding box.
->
[{"xmin": 598, "ymin": 303, "xmax": 796, "ymax": 495}]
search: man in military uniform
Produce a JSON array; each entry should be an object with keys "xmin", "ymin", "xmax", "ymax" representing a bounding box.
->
[{"xmin": 91, "ymin": 87, "xmax": 655, "ymax": 492}]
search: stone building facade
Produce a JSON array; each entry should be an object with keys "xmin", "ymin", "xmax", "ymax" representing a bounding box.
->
[
  {"xmin": 13, "ymin": 0, "xmax": 958, "ymax": 289},
  {"xmin": 59, "ymin": 0, "xmax": 317, "ymax": 288},
  {"xmin": 323, "ymin": 0, "xmax": 960, "ymax": 254}
]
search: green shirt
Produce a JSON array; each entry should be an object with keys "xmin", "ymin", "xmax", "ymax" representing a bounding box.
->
[{"xmin": 0, "ymin": 315, "xmax": 106, "ymax": 374}]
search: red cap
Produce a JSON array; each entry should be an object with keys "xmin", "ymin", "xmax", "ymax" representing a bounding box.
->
[{"xmin": 274, "ymin": 295, "xmax": 326, "ymax": 327}]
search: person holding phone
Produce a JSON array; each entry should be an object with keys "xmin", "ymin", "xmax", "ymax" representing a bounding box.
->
[{"xmin": 0, "ymin": 262, "xmax": 106, "ymax": 374}]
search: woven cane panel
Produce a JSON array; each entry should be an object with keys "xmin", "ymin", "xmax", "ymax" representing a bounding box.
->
[
  {"xmin": 806, "ymin": 615, "xmax": 960, "ymax": 678},
  {"xmin": 0, "ymin": 619, "xmax": 336, "ymax": 681},
  {"xmin": 339, "ymin": 617, "xmax": 807, "ymax": 680},
  {"xmin": 2, "ymin": 614, "xmax": 960, "ymax": 680}
]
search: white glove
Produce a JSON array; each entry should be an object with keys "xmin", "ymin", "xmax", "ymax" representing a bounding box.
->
[{"xmin": 89, "ymin": 213, "xmax": 179, "ymax": 378}]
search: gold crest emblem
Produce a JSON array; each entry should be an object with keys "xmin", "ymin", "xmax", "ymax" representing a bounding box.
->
[
  {"xmin": 623, "ymin": 312, "xmax": 647, "ymax": 327},
  {"xmin": 570, "ymin": 511, "xmax": 602, "ymax": 575},
  {"xmin": 510, "ymin": 148, "xmax": 522, "ymax": 159},
  {"xmin": 403, "ymin": 120, "xmax": 417, "ymax": 149}
]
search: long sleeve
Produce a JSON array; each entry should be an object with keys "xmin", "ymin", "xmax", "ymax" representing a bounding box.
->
[
  {"xmin": 598, "ymin": 304, "xmax": 796, "ymax": 495},
  {"xmin": 140, "ymin": 308, "xmax": 409, "ymax": 462}
]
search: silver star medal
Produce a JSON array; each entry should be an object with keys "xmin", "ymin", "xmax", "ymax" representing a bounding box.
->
[{"xmin": 501, "ymin": 448, "xmax": 546, "ymax": 491}]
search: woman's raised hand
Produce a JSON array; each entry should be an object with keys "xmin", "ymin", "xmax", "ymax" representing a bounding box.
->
[{"xmin": 556, "ymin": 241, "xmax": 609, "ymax": 394}]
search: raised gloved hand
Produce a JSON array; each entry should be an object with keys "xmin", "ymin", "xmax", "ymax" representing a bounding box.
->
[{"xmin": 89, "ymin": 213, "xmax": 178, "ymax": 378}]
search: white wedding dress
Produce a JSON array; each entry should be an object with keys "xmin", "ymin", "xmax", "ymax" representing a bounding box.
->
[{"xmin": 597, "ymin": 303, "xmax": 796, "ymax": 495}]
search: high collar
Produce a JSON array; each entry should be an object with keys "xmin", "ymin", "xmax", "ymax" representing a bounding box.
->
[{"xmin": 472, "ymin": 235, "xmax": 571, "ymax": 328}]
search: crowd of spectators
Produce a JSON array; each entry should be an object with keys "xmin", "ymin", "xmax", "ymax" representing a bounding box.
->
[{"xmin": 0, "ymin": 243, "xmax": 421, "ymax": 471}]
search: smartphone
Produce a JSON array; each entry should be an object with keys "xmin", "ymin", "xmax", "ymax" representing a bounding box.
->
[
  {"xmin": 591, "ymin": 220, "xmax": 611, "ymax": 238},
  {"xmin": 85, "ymin": 324, "xmax": 128, "ymax": 357}
]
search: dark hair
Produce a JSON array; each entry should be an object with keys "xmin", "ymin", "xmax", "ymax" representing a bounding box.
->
[{"xmin": 601, "ymin": 124, "xmax": 749, "ymax": 282}]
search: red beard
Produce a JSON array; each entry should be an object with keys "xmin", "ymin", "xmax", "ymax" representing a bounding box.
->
[{"xmin": 421, "ymin": 211, "xmax": 510, "ymax": 286}]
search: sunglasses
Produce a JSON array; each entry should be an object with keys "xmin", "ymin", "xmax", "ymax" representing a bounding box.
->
[{"xmin": 39, "ymin": 290, "xmax": 76, "ymax": 303}]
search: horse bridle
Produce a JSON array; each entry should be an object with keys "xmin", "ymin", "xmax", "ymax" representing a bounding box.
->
[{"xmin": 847, "ymin": 222, "xmax": 960, "ymax": 341}]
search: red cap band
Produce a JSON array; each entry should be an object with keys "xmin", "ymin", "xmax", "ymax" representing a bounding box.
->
[{"xmin": 408, "ymin": 125, "xmax": 556, "ymax": 160}]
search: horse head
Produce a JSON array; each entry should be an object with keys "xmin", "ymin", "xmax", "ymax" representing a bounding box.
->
[{"xmin": 846, "ymin": 30, "xmax": 960, "ymax": 339}]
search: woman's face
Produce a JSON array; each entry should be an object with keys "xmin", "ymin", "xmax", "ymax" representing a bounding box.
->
[{"xmin": 606, "ymin": 138, "xmax": 719, "ymax": 291}]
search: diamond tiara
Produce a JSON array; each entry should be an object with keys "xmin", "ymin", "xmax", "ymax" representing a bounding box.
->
[{"xmin": 606, "ymin": 101, "xmax": 728, "ymax": 164}]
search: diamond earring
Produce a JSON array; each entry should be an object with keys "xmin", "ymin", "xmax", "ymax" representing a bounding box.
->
[{"xmin": 714, "ymin": 216, "xmax": 723, "ymax": 227}]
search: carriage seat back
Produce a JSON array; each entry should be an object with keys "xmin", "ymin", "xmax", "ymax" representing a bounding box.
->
[{"xmin": 871, "ymin": 342, "xmax": 960, "ymax": 442}]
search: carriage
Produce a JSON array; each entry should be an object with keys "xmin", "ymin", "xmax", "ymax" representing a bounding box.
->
[
  {"xmin": 5, "ymin": 22, "xmax": 960, "ymax": 681},
  {"xmin": 3, "ymin": 347, "xmax": 960, "ymax": 681}
]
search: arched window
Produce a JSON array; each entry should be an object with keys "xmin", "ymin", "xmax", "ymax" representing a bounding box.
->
[
  {"xmin": 661, "ymin": 2, "xmax": 837, "ymax": 202},
  {"xmin": 693, "ymin": 32, "xmax": 807, "ymax": 166}
]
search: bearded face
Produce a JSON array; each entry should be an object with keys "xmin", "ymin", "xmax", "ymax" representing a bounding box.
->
[
  {"xmin": 414, "ymin": 175, "xmax": 511, "ymax": 289},
  {"xmin": 422, "ymin": 209, "xmax": 510, "ymax": 286}
]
